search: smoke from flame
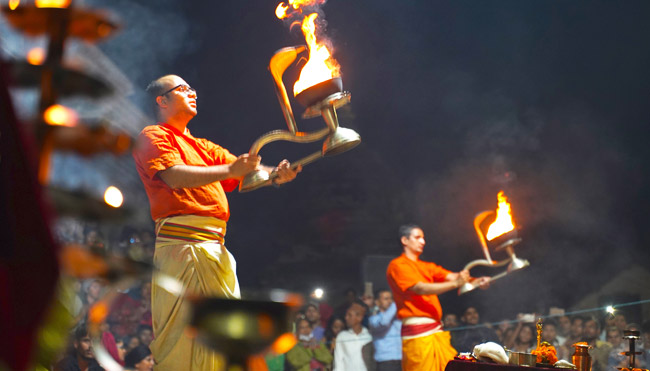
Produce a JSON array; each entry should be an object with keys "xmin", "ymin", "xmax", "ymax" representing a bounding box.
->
[{"xmin": 486, "ymin": 191, "xmax": 515, "ymax": 240}]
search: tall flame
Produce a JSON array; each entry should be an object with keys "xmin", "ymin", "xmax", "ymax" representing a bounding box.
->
[
  {"xmin": 293, "ymin": 13, "xmax": 340, "ymax": 95},
  {"xmin": 485, "ymin": 191, "xmax": 515, "ymax": 241},
  {"xmin": 275, "ymin": 0, "xmax": 340, "ymax": 96}
]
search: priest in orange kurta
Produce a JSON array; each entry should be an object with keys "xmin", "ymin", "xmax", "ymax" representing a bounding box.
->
[
  {"xmin": 387, "ymin": 225, "xmax": 490, "ymax": 371},
  {"xmin": 134, "ymin": 75, "xmax": 301, "ymax": 370}
]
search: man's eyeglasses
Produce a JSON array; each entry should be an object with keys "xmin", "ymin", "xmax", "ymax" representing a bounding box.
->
[{"xmin": 159, "ymin": 84, "xmax": 197, "ymax": 97}]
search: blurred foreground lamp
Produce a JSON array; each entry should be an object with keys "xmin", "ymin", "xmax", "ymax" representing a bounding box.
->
[
  {"xmin": 238, "ymin": 6, "xmax": 360, "ymax": 192},
  {"xmin": 458, "ymin": 191, "xmax": 530, "ymax": 294},
  {"xmin": 189, "ymin": 295, "xmax": 300, "ymax": 370}
]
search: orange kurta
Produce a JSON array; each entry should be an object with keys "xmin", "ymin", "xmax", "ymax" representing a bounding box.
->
[
  {"xmin": 133, "ymin": 123, "xmax": 241, "ymax": 370},
  {"xmin": 386, "ymin": 253, "xmax": 451, "ymax": 321},
  {"xmin": 386, "ymin": 254, "xmax": 456, "ymax": 371},
  {"xmin": 133, "ymin": 123, "xmax": 239, "ymax": 222}
]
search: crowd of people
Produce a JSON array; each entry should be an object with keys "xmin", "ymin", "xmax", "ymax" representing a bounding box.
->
[
  {"xmin": 268, "ymin": 292, "xmax": 650, "ymax": 371},
  {"xmin": 51, "ymin": 219, "xmax": 650, "ymax": 371},
  {"xmin": 52, "ymin": 218, "xmax": 157, "ymax": 371},
  {"xmin": 56, "ymin": 272, "xmax": 650, "ymax": 371}
]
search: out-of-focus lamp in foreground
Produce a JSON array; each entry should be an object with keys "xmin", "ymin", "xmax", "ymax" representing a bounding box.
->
[
  {"xmin": 458, "ymin": 191, "xmax": 530, "ymax": 294},
  {"xmin": 189, "ymin": 295, "xmax": 299, "ymax": 370}
]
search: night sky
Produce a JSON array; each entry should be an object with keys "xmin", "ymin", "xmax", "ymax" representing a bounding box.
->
[{"xmin": 85, "ymin": 0, "xmax": 650, "ymax": 320}]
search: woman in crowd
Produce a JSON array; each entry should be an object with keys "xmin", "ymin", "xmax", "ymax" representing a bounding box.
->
[
  {"xmin": 124, "ymin": 345, "xmax": 154, "ymax": 371},
  {"xmin": 286, "ymin": 317, "xmax": 333, "ymax": 371},
  {"xmin": 324, "ymin": 314, "xmax": 346, "ymax": 354},
  {"xmin": 506, "ymin": 322, "xmax": 536, "ymax": 353}
]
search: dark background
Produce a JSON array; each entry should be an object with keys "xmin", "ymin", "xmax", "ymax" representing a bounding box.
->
[{"xmin": 87, "ymin": 0, "xmax": 650, "ymax": 321}]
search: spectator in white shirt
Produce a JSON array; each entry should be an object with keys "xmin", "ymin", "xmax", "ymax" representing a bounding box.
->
[{"xmin": 334, "ymin": 301, "xmax": 373, "ymax": 371}]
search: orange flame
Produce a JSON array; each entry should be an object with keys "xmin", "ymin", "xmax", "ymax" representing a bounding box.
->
[
  {"xmin": 485, "ymin": 191, "xmax": 515, "ymax": 241},
  {"xmin": 35, "ymin": 0, "xmax": 71, "ymax": 8},
  {"xmin": 276, "ymin": 0, "xmax": 340, "ymax": 96},
  {"xmin": 9, "ymin": 0, "xmax": 20, "ymax": 10},
  {"xmin": 276, "ymin": 0, "xmax": 326, "ymax": 18},
  {"xmin": 293, "ymin": 13, "xmax": 340, "ymax": 95},
  {"xmin": 275, "ymin": 3, "xmax": 290, "ymax": 19},
  {"xmin": 43, "ymin": 104, "xmax": 78, "ymax": 127},
  {"xmin": 27, "ymin": 48, "xmax": 45, "ymax": 65}
]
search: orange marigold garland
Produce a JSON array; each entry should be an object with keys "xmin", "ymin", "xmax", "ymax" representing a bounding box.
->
[
  {"xmin": 532, "ymin": 319, "xmax": 558, "ymax": 364},
  {"xmin": 532, "ymin": 341, "xmax": 558, "ymax": 364}
]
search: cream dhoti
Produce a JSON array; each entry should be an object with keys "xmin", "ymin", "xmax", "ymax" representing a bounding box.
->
[
  {"xmin": 150, "ymin": 215, "xmax": 240, "ymax": 371},
  {"xmin": 401, "ymin": 317, "xmax": 457, "ymax": 371}
]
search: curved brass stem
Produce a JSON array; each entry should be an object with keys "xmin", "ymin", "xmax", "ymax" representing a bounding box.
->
[
  {"xmin": 474, "ymin": 210, "xmax": 494, "ymax": 262},
  {"xmin": 248, "ymin": 127, "xmax": 331, "ymax": 156},
  {"xmin": 462, "ymin": 257, "xmax": 511, "ymax": 272},
  {"xmin": 269, "ymin": 46, "xmax": 306, "ymax": 134}
]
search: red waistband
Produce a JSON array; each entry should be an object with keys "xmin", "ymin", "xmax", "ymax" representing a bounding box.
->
[{"xmin": 401, "ymin": 321, "xmax": 441, "ymax": 337}]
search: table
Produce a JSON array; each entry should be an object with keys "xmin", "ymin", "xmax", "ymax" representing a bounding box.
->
[{"xmin": 446, "ymin": 359, "xmax": 553, "ymax": 371}]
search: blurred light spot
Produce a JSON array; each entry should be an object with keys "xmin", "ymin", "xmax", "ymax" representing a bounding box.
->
[
  {"xmin": 9, "ymin": 0, "xmax": 20, "ymax": 10},
  {"xmin": 104, "ymin": 186, "xmax": 123, "ymax": 208},
  {"xmin": 226, "ymin": 312, "xmax": 248, "ymax": 339},
  {"xmin": 43, "ymin": 104, "xmax": 77, "ymax": 127},
  {"xmin": 606, "ymin": 305, "xmax": 615, "ymax": 314},
  {"xmin": 270, "ymin": 289, "xmax": 304, "ymax": 307},
  {"xmin": 27, "ymin": 48, "xmax": 45, "ymax": 65},
  {"xmin": 35, "ymin": 0, "xmax": 71, "ymax": 8},
  {"xmin": 271, "ymin": 332, "xmax": 297, "ymax": 354},
  {"xmin": 313, "ymin": 288, "xmax": 324, "ymax": 299},
  {"xmin": 257, "ymin": 313, "xmax": 274, "ymax": 338},
  {"xmin": 184, "ymin": 327, "xmax": 198, "ymax": 339},
  {"xmin": 89, "ymin": 301, "xmax": 108, "ymax": 324},
  {"xmin": 154, "ymin": 272, "xmax": 184, "ymax": 296}
]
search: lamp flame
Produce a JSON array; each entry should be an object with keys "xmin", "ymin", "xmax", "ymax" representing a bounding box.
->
[
  {"xmin": 485, "ymin": 191, "xmax": 515, "ymax": 241},
  {"xmin": 276, "ymin": 0, "xmax": 326, "ymax": 17},
  {"xmin": 276, "ymin": 1, "xmax": 340, "ymax": 96},
  {"xmin": 9, "ymin": 0, "xmax": 19, "ymax": 10},
  {"xmin": 275, "ymin": 3, "xmax": 290, "ymax": 19}
]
